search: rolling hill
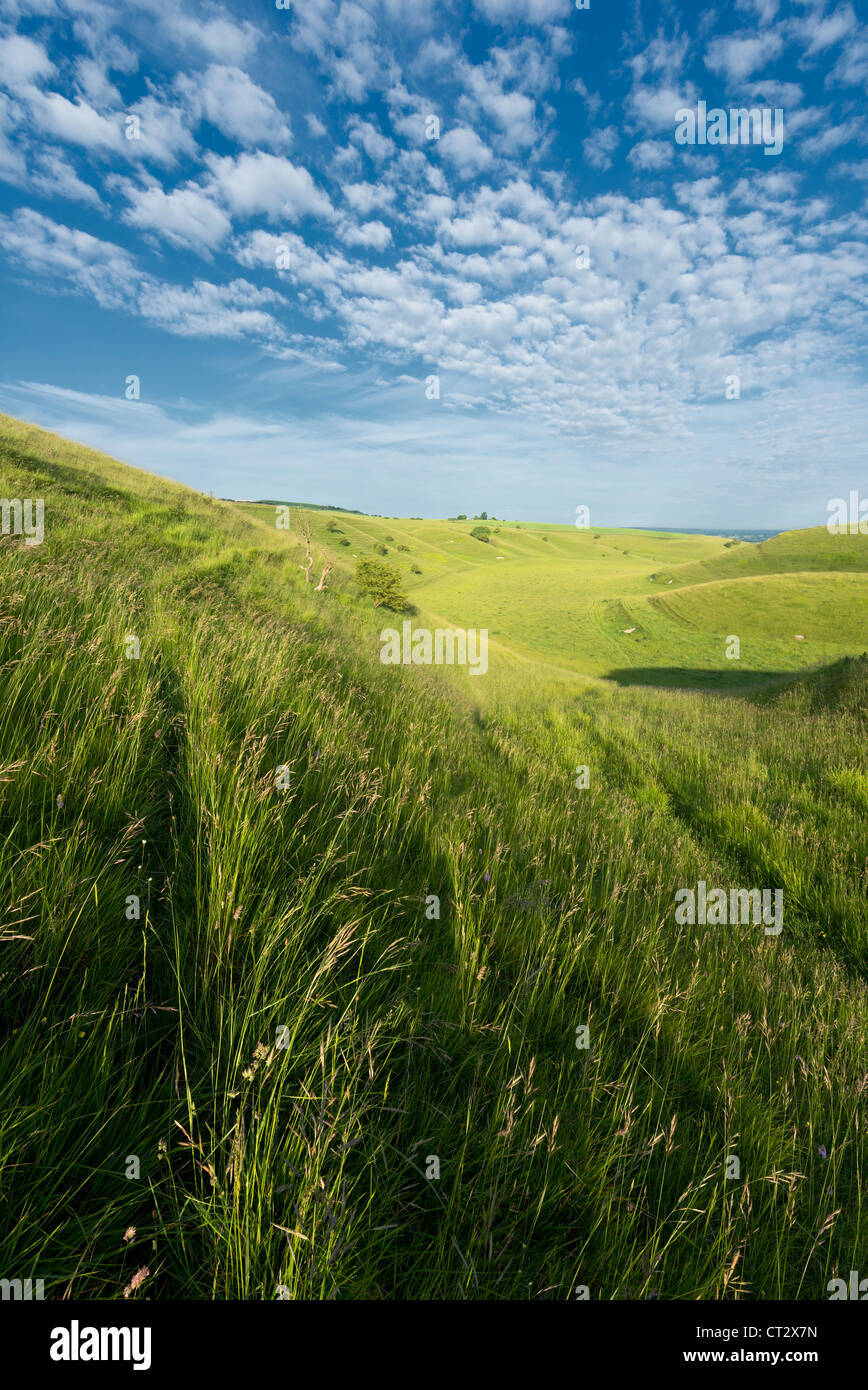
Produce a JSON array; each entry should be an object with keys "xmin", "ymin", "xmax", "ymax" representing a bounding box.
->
[
  {"xmin": 0, "ymin": 412, "xmax": 866, "ymax": 1302},
  {"xmin": 240, "ymin": 499, "xmax": 868, "ymax": 688}
]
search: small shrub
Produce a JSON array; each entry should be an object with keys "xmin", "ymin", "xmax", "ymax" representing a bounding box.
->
[
  {"xmin": 374, "ymin": 542, "xmax": 388, "ymax": 555},
  {"xmin": 326, "ymin": 519, "xmax": 341, "ymax": 533},
  {"xmin": 471, "ymin": 525, "xmax": 491, "ymax": 543},
  {"xmin": 411, "ymin": 564, "xmax": 422, "ymax": 574},
  {"xmin": 339, "ymin": 538, "xmax": 350, "ymax": 546},
  {"xmin": 355, "ymin": 558, "xmax": 409, "ymax": 610},
  {"xmin": 385, "ymin": 534, "xmax": 395, "ymax": 542},
  {"xmin": 397, "ymin": 543, "xmax": 410, "ymax": 552}
]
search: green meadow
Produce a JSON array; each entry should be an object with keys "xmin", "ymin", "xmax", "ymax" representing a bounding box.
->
[
  {"xmin": 1, "ymin": 412, "xmax": 866, "ymax": 1300},
  {"xmin": 250, "ymin": 503, "xmax": 867, "ymax": 688}
]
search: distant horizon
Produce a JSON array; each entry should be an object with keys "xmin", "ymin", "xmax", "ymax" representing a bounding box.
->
[
  {"xmin": 229, "ymin": 497, "xmax": 782, "ymax": 538},
  {"xmin": 0, "ymin": 405, "xmax": 800, "ymax": 534}
]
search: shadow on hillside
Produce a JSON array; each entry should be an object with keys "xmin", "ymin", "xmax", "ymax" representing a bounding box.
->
[
  {"xmin": 2, "ymin": 443, "xmax": 135, "ymax": 505},
  {"xmin": 603, "ymin": 666, "xmax": 803, "ymax": 692}
]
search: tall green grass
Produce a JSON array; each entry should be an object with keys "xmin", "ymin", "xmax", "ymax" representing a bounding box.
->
[{"xmin": 0, "ymin": 414, "xmax": 865, "ymax": 1300}]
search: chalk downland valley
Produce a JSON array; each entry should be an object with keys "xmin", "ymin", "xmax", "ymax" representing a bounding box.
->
[{"xmin": 1, "ymin": 413, "xmax": 866, "ymax": 1300}]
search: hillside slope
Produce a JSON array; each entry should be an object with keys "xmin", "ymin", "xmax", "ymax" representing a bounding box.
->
[
  {"xmin": 244, "ymin": 501, "xmax": 867, "ymax": 687},
  {"xmin": 0, "ymin": 413, "xmax": 865, "ymax": 1301}
]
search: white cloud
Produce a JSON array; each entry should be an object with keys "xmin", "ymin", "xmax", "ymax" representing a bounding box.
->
[
  {"xmin": 747, "ymin": 80, "xmax": 803, "ymax": 107},
  {"xmin": 704, "ymin": 32, "xmax": 785, "ymax": 83},
  {"xmin": 1, "ymin": 0, "xmax": 866, "ymax": 485},
  {"xmin": 136, "ymin": 277, "xmax": 284, "ymax": 339},
  {"xmin": 735, "ymin": 0, "xmax": 779, "ymax": 22},
  {"xmin": 799, "ymin": 117, "xmax": 864, "ymax": 160},
  {"xmin": 339, "ymin": 217, "xmax": 392, "ymax": 250},
  {"xmin": 443, "ymin": 301, "xmax": 518, "ymax": 348},
  {"xmin": 412, "ymin": 36, "xmax": 459, "ymax": 77},
  {"xmin": 119, "ymin": 178, "xmax": 232, "ymax": 251},
  {"xmin": 2, "ymin": 0, "xmax": 58, "ymax": 15},
  {"xmin": 125, "ymin": 94, "xmax": 197, "ymax": 166},
  {"xmin": 827, "ymin": 29, "xmax": 868, "ymax": 86},
  {"xmin": 179, "ymin": 65, "xmax": 291, "ymax": 149},
  {"xmin": 439, "ymin": 126, "xmax": 494, "ymax": 176},
  {"xmin": 385, "ymin": 84, "xmax": 433, "ymax": 144},
  {"xmin": 292, "ymin": 0, "xmax": 385, "ymax": 102},
  {"xmin": 584, "ymin": 126, "xmax": 619, "ymax": 171},
  {"xmin": 629, "ymin": 34, "xmax": 690, "ymax": 82},
  {"xmin": 72, "ymin": 20, "xmax": 138, "ymax": 77},
  {"xmin": 342, "ymin": 181, "xmax": 395, "ymax": 215},
  {"xmin": 798, "ymin": 4, "xmax": 858, "ymax": 57},
  {"xmin": 0, "ymin": 92, "xmax": 28, "ymax": 183},
  {"xmin": 0, "ymin": 33, "xmax": 54, "ymax": 88},
  {"xmin": 441, "ymin": 209, "xmax": 502, "ymax": 247},
  {"xmin": 630, "ymin": 84, "xmax": 697, "ymax": 131},
  {"xmin": 0, "ymin": 207, "xmax": 138, "ymax": 309},
  {"xmin": 471, "ymin": 0, "xmax": 570, "ymax": 22},
  {"xmin": 411, "ymin": 192, "xmax": 456, "ymax": 224},
  {"xmin": 0, "ymin": 208, "xmax": 288, "ymax": 343},
  {"xmin": 627, "ymin": 140, "xmax": 674, "ymax": 170},
  {"xmin": 75, "ymin": 56, "xmax": 121, "ymax": 108},
  {"xmin": 31, "ymin": 150, "xmax": 105, "ymax": 207},
  {"xmin": 347, "ymin": 116, "xmax": 395, "ymax": 164},
  {"xmin": 143, "ymin": 0, "xmax": 260, "ymax": 64},
  {"xmin": 459, "ymin": 62, "xmax": 539, "ymax": 151},
  {"xmin": 381, "ymin": 0, "xmax": 437, "ymax": 29},
  {"xmin": 24, "ymin": 89, "xmax": 122, "ymax": 151},
  {"xmin": 206, "ymin": 152, "xmax": 333, "ymax": 221}
]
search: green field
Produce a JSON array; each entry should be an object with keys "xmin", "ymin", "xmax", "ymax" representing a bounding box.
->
[
  {"xmin": 1, "ymin": 412, "xmax": 866, "ymax": 1301},
  {"xmin": 244, "ymin": 503, "xmax": 868, "ymax": 689}
]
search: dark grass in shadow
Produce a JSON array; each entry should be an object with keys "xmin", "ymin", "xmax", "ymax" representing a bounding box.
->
[{"xmin": 602, "ymin": 666, "xmax": 803, "ymax": 691}]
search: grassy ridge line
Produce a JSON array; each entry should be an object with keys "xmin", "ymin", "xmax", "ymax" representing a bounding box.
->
[
  {"xmin": 277, "ymin": 502, "xmax": 866, "ymax": 685},
  {"xmin": 0, "ymin": 415, "xmax": 865, "ymax": 1300},
  {"xmin": 654, "ymin": 527, "xmax": 868, "ymax": 587},
  {"xmin": 240, "ymin": 500, "xmax": 733, "ymax": 591}
]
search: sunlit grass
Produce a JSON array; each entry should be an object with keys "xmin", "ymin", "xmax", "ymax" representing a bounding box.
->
[{"xmin": 0, "ymin": 413, "xmax": 865, "ymax": 1301}]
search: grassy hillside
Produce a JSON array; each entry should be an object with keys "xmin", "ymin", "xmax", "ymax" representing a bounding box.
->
[
  {"xmin": 0, "ymin": 413, "xmax": 866, "ymax": 1301},
  {"xmin": 240, "ymin": 504, "xmax": 867, "ymax": 687},
  {"xmin": 653, "ymin": 525, "xmax": 868, "ymax": 585}
]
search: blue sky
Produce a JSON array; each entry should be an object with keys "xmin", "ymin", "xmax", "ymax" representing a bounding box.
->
[{"xmin": 0, "ymin": 0, "xmax": 866, "ymax": 526}]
